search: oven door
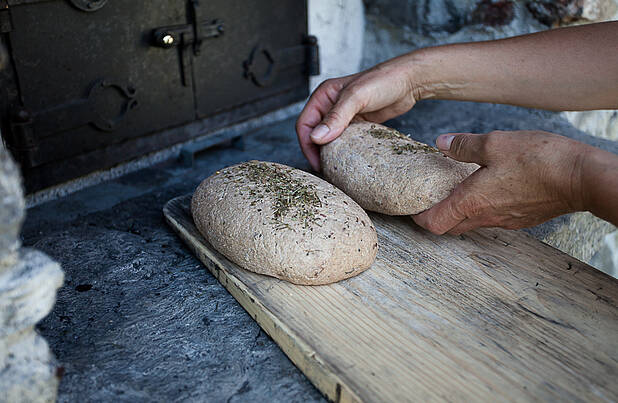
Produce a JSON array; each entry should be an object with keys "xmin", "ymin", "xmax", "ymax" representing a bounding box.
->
[{"xmin": 1, "ymin": 0, "xmax": 315, "ymax": 193}]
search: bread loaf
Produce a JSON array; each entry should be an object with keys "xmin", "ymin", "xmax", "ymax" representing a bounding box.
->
[
  {"xmin": 321, "ymin": 122, "xmax": 478, "ymax": 215},
  {"xmin": 191, "ymin": 160, "xmax": 378, "ymax": 285}
]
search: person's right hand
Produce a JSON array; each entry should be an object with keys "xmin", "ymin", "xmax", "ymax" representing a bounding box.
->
[{"xmin": 296, "ymin": 58, "xmax": 422, "ymax": 171}]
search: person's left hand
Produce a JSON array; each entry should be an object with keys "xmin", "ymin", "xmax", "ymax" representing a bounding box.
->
[{"xmin": 412, "ymin": 130, "xmax": 587, "ymax": 235}]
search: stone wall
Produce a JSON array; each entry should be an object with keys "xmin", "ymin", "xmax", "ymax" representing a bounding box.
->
[{"xmin": 0, "ymin": 145, "xmax": 64, "ymax": 402}]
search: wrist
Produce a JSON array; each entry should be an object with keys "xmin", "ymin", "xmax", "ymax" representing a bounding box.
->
[
  {"xmin": 403, "ymin": 45, "xmax": 469, "ymax": 102},
  {"xmin": 578, "ymin": 146, "xmax": 618, "ymax": 223},
  {"xmin": 563, "ymin": 142, "xmax": 589, "ymax": 212}
]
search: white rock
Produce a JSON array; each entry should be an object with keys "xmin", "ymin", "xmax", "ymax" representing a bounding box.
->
[
  {"xmin": 562, "ymin": 110, "xmax": 618, "ymax": 142},
  {"xmin": 0, "ymin": 329, "xmax": 60, "ymax": 403},
  {"xmin": 591, "ymin": 230, "xmax": 618, "ymax": 278},
  {"xmin": 308, "ymin": 0, "xmax": 365, "ymax": 91},
  {"xmin": 0, "ymin": 249, "xmax": 64, "ymax": 338},
  {"xmin": 0, "ymin": 145, "xmax": 25, "ymax": 271}
]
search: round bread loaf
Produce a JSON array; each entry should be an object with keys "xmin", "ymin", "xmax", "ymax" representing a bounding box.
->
[
  {"xmin": 321, "ymin": 122, "xmax": 479, "ymax": 215},
  {"xmin": 191, "ymin": 160, "xmax": 378, "ymax": 285}
]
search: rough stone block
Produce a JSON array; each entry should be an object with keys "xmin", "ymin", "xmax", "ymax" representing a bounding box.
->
[
  {"xmin": 591, "ymin": 230, "xmax": 618, "ymax": 277},
  {"xmin": 0, "ymin": 145, "xmax": 25, "ymax": 271},
  {"xmin": 0, "ymin": 329, "xmax": 60, "ymax": 403},
  {"xmin": 0, "ymin": 249, "xmax": 64, "ymax": 338},
  {"xmin": 563, "ymin": 110, "xmax": 618, "ymax": 142},
  {"xmin": 364, "ymin": 0, "xmax": 481, "ymax": 34},
  {"xmin": 536, "ymin": 212, "xmax": 617, "ymax": 275},
  {"xmin": 526, "ymin": 0, "xmax": 618, "ymax": 26}
]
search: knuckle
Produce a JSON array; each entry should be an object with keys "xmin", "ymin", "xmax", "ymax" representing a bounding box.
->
[
  {"xmin": 452, "ymin": 188, "xmax": 483, "ymax": 218},
  {"xmin": 341, "ymin": 84, "xmax": 369, "ymax": 107},
  {"xmin": 324, "ymin": 109, "xmax": 344, "ymax": 125},
  {"xmin": 318, "ymin": 78, "xmax": 334, "ymax": 89},
  {"xmin": 425, "ymin": 220, "xmax": 447, "ymax": 235},
  {"xmin": 450, "ymin": 135, "xmax": 470, "ymax": 157},
  {"xmin": 322, "ymin": 77, "xmax": 346, "ymax": 92},
  {"xmin": 477, "ymin": 134, "xmax": 494, "ymax": 157},
  {"xmin": 339, "ymin": 86, "xmax": 361, "ymax": 105}
]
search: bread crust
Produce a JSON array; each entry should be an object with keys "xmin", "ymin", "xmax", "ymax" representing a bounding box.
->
[
  {"xmin": 321, "ymin": 122, "xmax": 479, "ymax": 215},
  {"xmin": 191, "ymin": 160, "xmax": 378, "ymax": 285}
]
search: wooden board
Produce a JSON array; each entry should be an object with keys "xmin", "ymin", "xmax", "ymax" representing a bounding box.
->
[{"xmin": 164, "ymin": 195, "xmax": 618, "ymax": 402}]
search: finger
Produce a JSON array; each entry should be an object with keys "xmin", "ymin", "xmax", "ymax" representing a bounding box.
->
[
  {"xmin": 412, "ymin": 194, "xmax": 466, "ymax": 235},
  {"xmin": 296, "ymin": 117, "xmax": 321, "ymax": 171},
  {"xmin": 297, "ymin": 81, "xmax": 342, "ymax": 135},
  {"xmin": 299, "ymin": 135, "xmax": 321, "ymax": 171},
  {"xmin": 436, "ymin": 132, "xmax": 489, "ymax": 165},
  {"xmin": 296, "ymin": 93, "xmax": 336, "ymax": 171},
  {"xmin": 413, "ymin": 166, "xmax": 493, "ymax": 234},
  {"xmin": 297, "ymin": 79, "xmax": 355, "ymax": 169},
  {"xmin": 310, "ymin": 90, "xmax": 365, "ymax": 145},
  {"xmin": 446, "ymin": 218, "xmax": 485, "ymax": 235}
]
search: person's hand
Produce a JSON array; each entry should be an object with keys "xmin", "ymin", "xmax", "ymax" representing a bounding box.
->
[
  {"xmin": 412, "ymin": 130, "xmax": 588, "ymax": 235},
  {"xmin": 296, "ymin": 58, "xmax": 423, "ymax": 171}
]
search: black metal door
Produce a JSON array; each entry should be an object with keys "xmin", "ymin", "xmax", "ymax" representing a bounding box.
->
[
  {"xmin": 191, "ymin": 1, "xmax": 309, "ymax": 120},
  {"xmin": 6, "ymin": 1, "xmax": 196, "ymax": 167},
  {"xmin": 1, "ymin": 0, "xmax": 315, "ymax": 193}
]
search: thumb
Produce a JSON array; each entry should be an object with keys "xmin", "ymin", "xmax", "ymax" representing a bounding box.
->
[
  {"xmin": 310, "ymin": 93, "xmax": 362, "ymax": 145},
  {"xmin": 436, "ymin": 133, "xmax": 489, "ymax": 165},
  {"xmin": 412, "ymin": 191, "xmax": 466, "ymax": 235}
]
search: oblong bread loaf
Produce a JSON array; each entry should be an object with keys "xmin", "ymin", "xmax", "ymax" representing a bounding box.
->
[
  {"xmin": 321, "ymin": 122, "xmax": 479, "ymax": 215},
  {"xmin": 191, "ymin": 160, "xmax": 378, "ymax": 285}
]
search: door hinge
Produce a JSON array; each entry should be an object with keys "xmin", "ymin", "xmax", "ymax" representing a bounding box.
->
[
  {"xmin": 304, "ymin": 35, "xmax": 320, "ymax": 77},
  {"xmin": 6, "ymin": 108, "xmax": 37, "ymax": 168}
]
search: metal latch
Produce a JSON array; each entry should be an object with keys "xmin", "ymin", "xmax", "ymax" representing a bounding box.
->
[
  {"xmin": 152, "ymin": 20, "xmax": 224, "ymax": 52},
  {"xmin": 151, "ymin": 0, "xmax": 224, "ymax": 87}
]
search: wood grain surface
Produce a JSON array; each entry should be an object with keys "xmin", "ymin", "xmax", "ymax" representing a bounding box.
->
[{"xmin": 164, "ymin": 195, "xmax": 618, "ymax": 402}]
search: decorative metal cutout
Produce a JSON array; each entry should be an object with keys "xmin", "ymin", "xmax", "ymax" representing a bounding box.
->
[
  {"xmin": 243, "ymin": 45, "xmax": 277, "ymax": 88},
  {"xmin": 88, "ymin": 79, "xmax": 138, "ymax": 132},
  {"xmin": 69, "ymin": 0, "xmax": 108, "ymax": 12}
]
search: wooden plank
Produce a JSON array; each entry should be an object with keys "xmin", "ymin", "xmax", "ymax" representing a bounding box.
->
[{"xmin": 164, "ymin": 194, "xmax": 618, "ymax": 402}]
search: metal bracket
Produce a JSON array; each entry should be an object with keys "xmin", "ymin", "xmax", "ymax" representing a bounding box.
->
[
  {"xmin": 304, "ymin": 35, "xmax": 320, "ymax": 77},
  {"xmin": 6, "ymin": 79, "xmax": 138, "ymax": 168}
]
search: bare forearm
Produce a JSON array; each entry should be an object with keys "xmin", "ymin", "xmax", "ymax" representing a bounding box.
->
[{"xmin": 405, "ymin": 21, "xmax": 618, "ymax": 111}]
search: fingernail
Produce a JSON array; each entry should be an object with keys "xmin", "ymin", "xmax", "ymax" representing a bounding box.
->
[
  {"xmin": 310, "ymin": 124, "xmax": 330, "ymax": 142},
  {"xmin": 437, "ymin": 134, "xmax": 455, "ymax": 151}
]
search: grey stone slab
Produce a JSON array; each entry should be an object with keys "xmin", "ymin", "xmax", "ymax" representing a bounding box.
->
[{"xmin": 23, "ymin": 119, "xmax": 324, "ymax": 402}]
